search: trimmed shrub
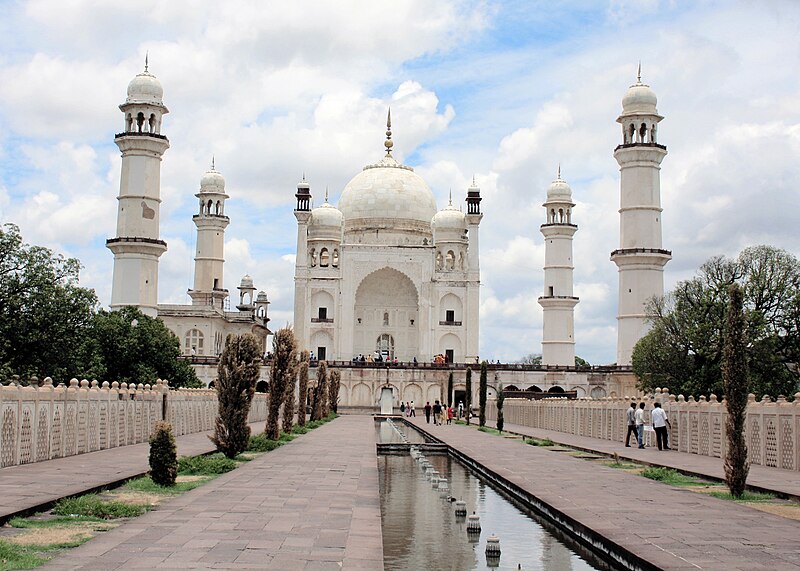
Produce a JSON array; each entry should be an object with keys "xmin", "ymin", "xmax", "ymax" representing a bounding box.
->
[
  {"xmin": 297, "ymin": 351, "xmax": 309, "ymax": 427},
  {"xmin": 177, "ymin": 454, "xmax": 237, "ymax": 475},
  {"xmin": 149, "ymin": 421, "xmax": 177, "ymax": 487},
  {"xmin": 248, "ymin": 433, "xmax": 283, "ymax": 452},
  {"xmin": 267, "ymin": 327, "xmax": 297, "ymax": 440}
]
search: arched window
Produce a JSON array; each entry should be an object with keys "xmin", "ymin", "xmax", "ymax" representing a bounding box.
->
[
  {"xmin": 319, "ymin": 248, "xmax": 329, "ymax": 267},
  {"xmin": 548, "ymin": 385, "xmax": 565, "ymax": 393},
  {"xmin": 650, "ymin": 123, "xmax": 657, "ymax": 143},
  {"xmin": 332, "ymin": 249, "xmax": 339, "ymax": 267},
  {"xmin": 207, "ymin": 199, "xmax": 213, "ymax": 215},
  {"xmin": 550, "ymin": 209, "xmax": 556, "ymax": 223},
  {"xmin": 199, "ymin": 199, "xmax": 204, "ymax": 215},
  {"xmin": 436, "ymin": 251, "xmax": 443, "ymax": 270},
  {"xmin": 558, "ymin": 208, "xmax": 564, "ymax": 223},
  {"xmin": 627, "ymin": 123, "xmax": 635, "ymax": 143},
  {"xmin": 383, "ymin": 312, "xmax": 389, "ymax": 326},
  {"xmin": 309, "ymin": 248, "xmax": 317, "ymax": 267},
  {"xmin": 215, "ymin": 201, "xmax": 221, "ymax": 215},
  {"xmin": 446, "ymin": 250, "xmax": 455, "ymax": 270},
  {"xmin": 376, "ymin": 334, "xmax": 394, "ymax": 359},
  {"xmin": 148, "ymin": 114, "xmax": 156, "ymax": 133},
  {"xmin": 184, "ymin": 329, "xmax": 204, "ymax": 356},
  {"xmin": 639, "ymin": 123, "xmax": 647, "ymax": 143},
  {"xmin": 136, "ymin": 112, "xmax": 145, "ymax": 133},
  {"xmin": 126, "ymin": 114, "xmax": 133, "ymax": 132}
]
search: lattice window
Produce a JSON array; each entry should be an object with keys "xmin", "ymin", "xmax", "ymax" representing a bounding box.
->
[
  {"xmin": 749, "ymin": 419, "xmax": 762, "ymax": 465},
  {"xmin": 1, "ymin": 409, "xmax": 17, "ymax": 467},
  {"xmin": 51, "ymin": 408, "xmax": 62, "ymax": 459},
  {"xmin": 135, "ymin": 406, "xmax": 142, "ymax": 442},
  {"xmin": 712, "ymin": 417, "xmax": 722, "ymax": 458},
  {"xmin": 680, "ymin": 414, "xmax": 688, "ymax": 452},
  {"xmin": 36, "ymin": 409, "xmax": 49, "ymax": 461},
  {"xmin": 88, "ymin": 403, "xmax": 98, "ymax": 452},
  {"xmin": 65, "ymin": 414, "xmax": 76, "ymax": 457},
  {"xmin": 765, "ymin": 419, "xmax": 778, "ymax": 467},
  {"xmin": 77, "ymin": 404, "xmax": 87, "ymax": 454},
  {"xmin": 699, "ymin": 418, "xmax": 709, "ymax": 456},
  {"xmin": 127, "ymin": 406, "xmax": 135, "ymax": 445},
  {"xmin": 781, "ymin": 419, "xmax": 794, "ymax": 470},
  {"xmin": 19, "ymin": 409, "xmax": 32, "ymax": 464},
  {"xmin": 99, "ymin": 404, "xmax": 108, "ymax": 450}
]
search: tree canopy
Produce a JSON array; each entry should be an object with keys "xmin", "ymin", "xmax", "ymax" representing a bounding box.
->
[
  {"xmin": 0, "ymin": 224, "xmax": 199, "ymax": 387},
  {"xmin": 633, "ymin": 245, "xmax": 800, "ymax": 399}
]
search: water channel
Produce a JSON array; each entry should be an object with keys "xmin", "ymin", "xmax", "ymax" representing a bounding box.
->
[{"xmin": 376, "ymin": 419, "xmax": 611, "ymax": 571}]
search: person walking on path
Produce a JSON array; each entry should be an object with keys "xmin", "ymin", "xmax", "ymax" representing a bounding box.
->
[
  {"xmin": 400, "ymin": 401, "xmax": 405, "ymax": 416},
  {"xmin": 625, "ymin": 401, "xmax": 637, "ymax": 447},
  {"xmin": 447, "ymin": 404, "xmax": 454, "ymax": 424},
  {"xmin": 458, "ymin": 401, "xmax": 464, "ymax": 419},
  {"xmin": 424, "ymin": 402, "xmax": 432, "ymax": 424},
  {"xmin": 433, "ymin": 401, "xmax": 442, "ymax": 425},
  {"xmin": 635, "ymin": 402, "xmax": 646, "ymax": 448},
  {"xmin": 409, "ymin": 401, "xmax": 416, "ymax": 417},
  {"xmin": 651, "ymin": 402, "xmax": 671, "ymax": 450}
]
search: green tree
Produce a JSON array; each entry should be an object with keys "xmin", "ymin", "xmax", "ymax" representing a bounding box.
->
[
  {"xmin": 282, "ymin": 353, "xmax": 297, "ymax": 435},
  {"xmin": 328, "ymin": 369, "xmax": 341, "ymax": 414},
  {"xmin": 574, "ymin": 356, "xmax": 590, "ymax": 367},
  {"xmin": 724, "ymin": 284, "xmax": 749, "ymax": 497},
  {"xmin": 0, "ymin": 223, "xmax": 98, "ymax": 383},
  {"xmin": 149, "ymin": 421, "xmax": 177, "ymax": 487},
  {"xmin": 465, "ymin": 367, "xmax": 472, "ymax": 425},
  {"xmin": 496, "ymin": 384, "xmax": 505, "ymax": 433},
  {"xmin": 311, "ymin": 361, "xmax": 328, "ymax": 421},
  {"xmin": 211, "ymin": 334, "xmax": 260, "ymax": 458},
  {"xmin": 479, "ymin": 361, "xmax": 488, "ymax": 427},
  {"xmin": 296, "ymin": 351, "xmax": 309, "ymax": 427},
  {"xmin": 447, "ymin": 372, "xmax": 454, "ymax": 407},
  {"xmin": 518, "ymin": 353, "xmax": 542, "ymax": 365},
  {"xmin": 85, "ymin": 307, "xmax": 200, "ymax": 388},
  {"xmin": 633, "ymin": 246, "xmax": 800, "ymax": 399},
  {"xmin": 267, "ymin": 327, "xmax": 297, "ymax": 439}
]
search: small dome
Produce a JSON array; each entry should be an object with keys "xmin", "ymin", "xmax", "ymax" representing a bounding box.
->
[
  {"xmin": 621, "ymin": 81, "xmax": 658, "ymax": 116},
  {"xmin": 239, "ymin": 275, "xmax": 254, "ymax": 289},
  {"xmin": 200, "ymin": 168, "xmax": 225, "ymax": 193},
  {"xmin": 126, "ymin": 70, "xmax": 164, "ymax": 106},
  {"xmin": 256, "ymin": 291, "xmax": 269, "ymax": 303},
  {"xmin": 310, "ymin": 202, "xmax": 343, "ymax": 228},
  {"xmin": 546, "ymin": 177, "xmax": 572, "ymax": 200},
  {"xmin": 432, "ymin": 203, "xmax": 466, "ymax": 231}
]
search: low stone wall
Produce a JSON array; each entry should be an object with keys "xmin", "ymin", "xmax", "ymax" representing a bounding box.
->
[
  {"xmin": 486, "ymin": 389, "xmax": 800, "ymax": 472},
  {"xmin": 0, "ymin": 379, "xmax": 268, "ymax": 469}
]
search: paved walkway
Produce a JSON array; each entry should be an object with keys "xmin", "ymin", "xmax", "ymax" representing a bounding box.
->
[
  {"xmin": 41, "ymin": 416, "xmax": 383, "ymax": 570},
  {"xmin": 408, "ymin": 417, "xmax": 800, "ymax": 571},
  {"xmin": 0, "ymin": 421, "xmax": 265, "ymax": 524},
  {"xmin": 489, "ymin": 419, "xmax": 800, "ymax": 499}
]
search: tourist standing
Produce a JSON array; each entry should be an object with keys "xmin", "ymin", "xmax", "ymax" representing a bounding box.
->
[
  {"xmin": 433, "ymin": 401, "xmax": 442, "ymax": 425},
  {"xmin": 635, "ymin": 402, "xmax": 646, "ymax": 449},
  {"xmin": 624, "ymin": 402, "xmax": 637, "ymax": 447},
  {"xmin": 400, "ymin": 401, "xmax": 405, "ymax": 416},
  {"xmin": 447, "ymin": 404, "xmax": 454, "ymax": 424},
  {"xmin": 458, "ymin": 401, "xmax": 464, "ymax": 419},
  {"xmin": 651, "ymin": 402, "xmax": 671, "ymax": 450},
  {"xmin": 424, "ymin": 402, "xmax": 432, "ymax": 423},
  {"xmin": 409, "ymin": 401, "xmax": 415, "ymax": 417}
]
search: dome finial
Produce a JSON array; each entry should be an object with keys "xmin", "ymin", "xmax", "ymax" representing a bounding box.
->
[
  {"xmin": 145, "ymin": 51, "xmax": 149, "ymax": 73},
  {"xmin": 211, "ymin": 155, "xmax": 215, "ymax": 171},
  {"xmin": 449, "ymin": 188, "xmax": 453, "ymax": 206},
  {"xmin": 637, "ymin": 61, "xmax": 642, "ymax": 84},
  {"xmin": 325, "ymin": 186, "xmax": 329, "ymax": 203},
  {"xmin": 384, "ymin": 108, "xmax": 393, "ymax": 156},
  {"xmin": 557, "ymin": 163, "xmax": 561, "ymax": 180}
]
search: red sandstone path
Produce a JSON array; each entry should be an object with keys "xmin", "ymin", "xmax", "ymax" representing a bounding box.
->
[
  {"xmin": 409, "ymin": 416, "xmax": 800, "ymax": 571},
  {"xmin": 40, "ymin": 416, "xmax": 383, "ymax": 570}
]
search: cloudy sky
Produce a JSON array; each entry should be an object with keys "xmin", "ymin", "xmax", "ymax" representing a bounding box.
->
[{"xmin": 1, "ymin": 0, "xmax": 798, "ymax": 364}]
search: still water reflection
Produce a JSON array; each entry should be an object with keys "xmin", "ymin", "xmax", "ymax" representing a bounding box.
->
[{"xmin": 377, "ymin": 423, "xmax": 607, "ymax": 570}]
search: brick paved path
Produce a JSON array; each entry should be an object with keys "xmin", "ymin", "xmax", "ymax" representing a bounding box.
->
[
  {"xmin": 409, "ymin": 417, "xmax": 800, "ymax": 571},
  {"xmin": 41, "ymin": 416, "xmax": 383, "ymax": 570},
  {"xmin": 490, "ymin": 419, "xmax": 800, "ymax": 499},
  {"xmin": 0, "ymin": 421, "xmax": 265, "ymax": 524}
]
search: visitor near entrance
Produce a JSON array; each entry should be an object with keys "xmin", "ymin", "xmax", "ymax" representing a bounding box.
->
[
  {"xmin": 400, "ymin": 401, "xmax": 405, "ymax": 415},
  {"xmin": 433, "ymin": 401, "xmax": 442, "ymax": 425},
  {"xmin": 458, "ymin": 401, "xmax": 464, "ymax": 419},
  {"xmin": 625, "ymin": 401, "xmax": 636, "ymax": 447},
  {"xmin": 447, "ymin": 404, "xmax": 454, "ymax": 424},
  {"xmin": 409, "ymin": 401, "xmax": 415, "ymax": 417},
  {"xmin": 651, "ymin": 402, "xmax": 671, "ymax": 450},
  {"xmin": 635, "ymin": 402, "xmax": 646, "ymax": 448},
  {"xmin": 424, "ymin": 401, "xmax": 432, "ymax": 423}
]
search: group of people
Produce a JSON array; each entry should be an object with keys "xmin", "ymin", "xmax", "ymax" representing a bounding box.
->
[
  {"xmin": 625, "ymin": 401, "xmax": 671, "ymax": 450},
  {"xmin": 399, "ymin": 400, "xmax": 455, "ymax": 425},
  {"xmin": 352, "ymin": 353, "xmax": 400, "ymax": 364}
]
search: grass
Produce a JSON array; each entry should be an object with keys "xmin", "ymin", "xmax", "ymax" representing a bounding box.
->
[
  {"xmin": 605, "ymin": 460, "xmax": 640, "ymax": 470},
  {"xmin": 53, "ymin": 494, "xmax": 149, "ymax": 519},
  {"xmin": 247, "ymin": 433, "xmax": 284, "ymax": 452},
  {"xmin": 477, "ymin": 426, "xmax": 502, "ymax": 436},
  {"xmin": 525, "ymin": 437, "xmax": 555, "ymax": 447},
  {"xmin": 0, "ymin": 542, "xmax": 49, "ymax": 570},
  {"xmin": 124, "ymin": 476, "xmax": 208, "ymax": 495},
  {"xmin": 177, "ymin": 454, "xmax": 237, "ymax": 475},
  {"xmin": 8, "ymin": 515, "xmax": 102, "ymax": 528},
  {"xmin": 640, "ymin": 467, "xmax": 704, "ymax": 486},
  {"xmin": 708, "ymin": 490, "xmax": 776, "ymax": 502}
]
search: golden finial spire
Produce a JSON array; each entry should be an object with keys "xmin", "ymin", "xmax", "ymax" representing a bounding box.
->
[{"xmin": 384, "ymin": 108, "xmax": 393, "ymax": 156}]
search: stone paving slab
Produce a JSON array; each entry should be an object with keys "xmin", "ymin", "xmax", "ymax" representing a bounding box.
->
[
  {"xmin": 491, "ymin": 420, "xmax": 800, "ymax": 499},
  {"xmin": 0, "ymin": 421, "xmax": 265, "ymax": 523},
  {"xmin": 409, "ymin": 417, "xmax": 800, "ymax": 571},
  {"xmin": 41, "ymin": 416, "xmax": 383, "ymax": 570}
]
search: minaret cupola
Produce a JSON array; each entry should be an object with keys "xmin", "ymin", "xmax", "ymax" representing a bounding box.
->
[
  {"xmin": 120, "ymin": 55, "xmax": 168, "ymax": 136},
  {"xmin": 618, "ymin": 63, "xmax": 662, "ymax": 145},
  {"xmin": 295, "ymin": 177, "xmax": 311, "ymax": 212}
]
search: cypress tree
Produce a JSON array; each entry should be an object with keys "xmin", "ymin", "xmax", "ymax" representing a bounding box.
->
[
  {"xmin": 465, "ymin": 367, "xmax": 472, "ymax": 425},
  {"xmin": 328, "ymin": 369, "xmax": 341, "ymax": 414},
  {"xmin": 267, "ymin": 327, "xmax": 297, "ymax": 440},
  {"xmin": 447, "ymin": 372, "xmax": 454, "ymax": 407},
  {"xmin": 723, "ymin": 283, "xmax": 749, "ymax": 497},
  {"xmin": 496, "ymin": 384, "xmax": 505, "ymax": 433},
  {"xmin": 282, "ymin": 358, "xmax": 296, "ymax": 435},
  {"xmin": 211, "ymin": 333, "xmax": 260, "ymax": 458},
  {"xmin": 297, "ymin": 351, "xmax": 309, "ymax": 427},
  {"xmin": 311, "ymin": 361, "xmax": 328, "ymax": 421},
  {"xmin": 479, "ymin": 360, "xmax": 488, "ymax": 427}
]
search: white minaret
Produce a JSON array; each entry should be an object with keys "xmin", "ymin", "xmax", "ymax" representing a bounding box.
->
[
  {"xmin": 465, "ymin": 178, "xmax": 483, "ymax": 363},
  {"xmin": 611, "ymin": 66, "xmax": 671, "ymax": 365},
  {"xmin": 538, "ymin": 168, "xmax": 578, "ymax": 366},
  {"xmin": 293, "ymin": 178, "xmax": 312, "ymax": 347},
  {"xmin": 107, "ymin": 57, "xmax": 169, "ymax": 317},
  {"xmin": 188, "ymin": 160, "xmax": 229, "ymax": 309}
]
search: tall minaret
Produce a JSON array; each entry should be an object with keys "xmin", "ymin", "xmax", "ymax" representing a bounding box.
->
[
  {"xmin": 188, "ymin": 160, "xmax": 229, "ymax": 309},
  {"xmin": 465, "ymin": 177, "xmax": 483, "ymax": 363},
  {"xmin": 611, "ymin": 65, "xmax": 671, "ymax": 365},
  {"xmin": 538, "ymin": 168, "xmax": 578, "ymax": 366},
  {"xmin": 293, "ymin": 178, "xmax": 312, "ymax": 348},
  {"xmin": 107, "ymin": 57, "xmax": 169, "ymax": 317}
]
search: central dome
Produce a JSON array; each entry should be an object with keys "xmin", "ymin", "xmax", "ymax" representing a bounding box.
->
[{"xmin": 338, "ymin": 155, "xmax": 437, "ymax": 235}]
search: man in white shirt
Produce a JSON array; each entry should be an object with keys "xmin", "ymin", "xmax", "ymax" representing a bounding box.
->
[
  {"xmin": 635, "ymin": 402, "xmax": 646, "ymax": 449},
  {"xmin": 651, "ymin": 402, "xmax": 671, "ymax": 450}
]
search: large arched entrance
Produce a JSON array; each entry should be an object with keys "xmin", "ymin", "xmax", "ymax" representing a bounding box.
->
[{"xmin": 354, "ymin": 268, "xmax": 419, "ymax": 361}]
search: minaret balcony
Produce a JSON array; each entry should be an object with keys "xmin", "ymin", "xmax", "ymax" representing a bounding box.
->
[
  {"xmin": 537, "ymin": 295, "xmax": 579, "ymax": 309},
  {"xmin": 614, "ymin": 142, "xmax": 666, "ymax": 152},
  {"xmin": 106, "ymin": 236, "xmax": 167, "ymax": 256},
  {"xmin": 610, "ymin": 247, "xmax": 672, "ymax": 267},
  {"xmin": 115, "ymin": 131, "xmax": 169, "ymax": 141}
]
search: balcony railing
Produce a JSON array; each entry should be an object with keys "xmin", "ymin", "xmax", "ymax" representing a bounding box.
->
[
  {"xmin": 311, "ymin": 318, "xmax": 334, "ymax": 323},
  {"xmin": 438, "ymin": 320, "xmax": 462, "ymax": 326}
]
